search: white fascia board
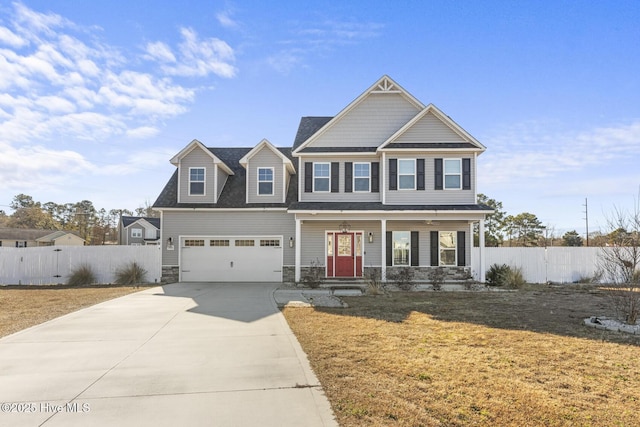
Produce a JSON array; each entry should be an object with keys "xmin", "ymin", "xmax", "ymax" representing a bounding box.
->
[
  {"xmin": 169, "ymin": 139, "xmax": 235, "ymax": 175},
  {"xmin": 292, "ymin": 152, "xmax": 380, "ymax": 157},
  {"xmin": 156, "ymin": 207, "xmax": 289, "ymax": 212},
  {"xmin": 239, "ymin": 138, "xmax": 295, "ymax": 174}
]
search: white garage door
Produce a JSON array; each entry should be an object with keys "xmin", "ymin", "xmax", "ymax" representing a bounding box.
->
[{"xmin": 180, "ymin": 236, "xmax": 283, "ymax": 282}]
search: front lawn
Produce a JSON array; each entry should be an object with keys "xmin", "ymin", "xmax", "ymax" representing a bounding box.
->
[{"xmin": 283, "ymin": 286, "xmax": 640, "ymax": 426}]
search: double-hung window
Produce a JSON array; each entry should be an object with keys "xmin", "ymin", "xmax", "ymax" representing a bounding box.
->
[
  {"xmin": 392, "ymin": 231, "xmax": 411, "ymax": 266},
  {"xmin": 398, "ymin": 159, "xmax": 415, "ymax": 190},
  {"xmin": 189, "ymin": 168, "xmax": 205, "ymax": 195},
  {"xmin": 439, "ymin": 231, "xmax": 457, "ymax": 266},
  {"xmin": 353, "ymin": 163, "xmax": 370, "ymax": 192},
  {"xmin": 257, "ymin": 168, "xmax": 273, "ymax": 195},
  {"xmin": 313, "ymin": 163, "xmax": 330, "ymax": 192},
  {"xmin": 444, "ymin": 159, "xmax": 462, "ymax": 189},
  {"xmin": 131, "ymin": 228, "xmax": 142, "ymax": 238}
]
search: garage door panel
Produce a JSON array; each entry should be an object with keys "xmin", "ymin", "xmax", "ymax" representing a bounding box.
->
[{"xmin": 181, "ymin": 237, "xmax": 282, "ymax": 282}]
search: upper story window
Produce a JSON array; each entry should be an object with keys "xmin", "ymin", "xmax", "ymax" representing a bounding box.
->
[
  {"xmin": 258, "ymin": 167, "xmax": 274, "ymax": 195},
  {"xmin": 353, "ymin": 163, "xmax": 370, "ymax": 192},
  {"xmin": 189, "ymin": 168, "xmax": 205, "ymax": 195},
  {"xmin": 444, "ymin": 159, "xmax": 462, "ymax": 189},
  {"xmin": 131, "ymin": 228, "xmax": 142, "ymax": 238},
  {"xmin": 398, "ymin": 159, "xmax": 415, "ymax": 190},
  {"xmin": 313, "ymin": 163, "xmax": 330, "ymax": 192}
]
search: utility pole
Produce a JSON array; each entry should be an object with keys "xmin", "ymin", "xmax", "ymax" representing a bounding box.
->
[{"xmin": 583, "ymin": 198, "xmax": 589, "ymax": 246}]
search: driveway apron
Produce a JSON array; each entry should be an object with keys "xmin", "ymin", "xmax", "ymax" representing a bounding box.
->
[{"xmin": 0, "ymin": 283, "xmax": 337, "ymax": 427}]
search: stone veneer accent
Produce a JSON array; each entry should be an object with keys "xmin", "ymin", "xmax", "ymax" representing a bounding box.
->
[
  {"xmin": 161, "ymin": 266, "xmax": 180, "ymax": 284},
  {"xmin": 385, "ymin": 266, "xmax": 472, "ymax": 283}
]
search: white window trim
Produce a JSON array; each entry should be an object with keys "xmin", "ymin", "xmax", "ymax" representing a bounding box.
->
[
  {"xmin": 398, "ymin": 159, "xmax": 416, "ymax": 190},
  {"xmin": 257, "ymin": 167, "xmax": 274, "ymax": 196},
  {"xmin": 439, "ymin": 231, "xmax": 457, "ymax": 266},
  {"xmin": 353, "ymin": 162, "xmax": 371, "ymax": 193},
  {"xmin": 313, "ymin": 162, "xmax": 331, "ymax": 193},
  {"xmin": 392, "ymin": 231, "xmax": 411, "ymax": 267},
  {"xmin": 131, "ymin": 228, "xmax": 142, "ymax": 238},
  {"xmin": 188, "ymin": 167, "xmax": 206, "ymax": 196},
  {"xmin": 444, "ymin": 158, "xmax": 462, "ymax": 190}
]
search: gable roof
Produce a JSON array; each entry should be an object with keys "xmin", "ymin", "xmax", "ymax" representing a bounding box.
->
[
  {"xmin": 35, "ymin": 231, "xmax": 85, "ymax": 243},
  {"xmin": 292, "ymin": 75, "xmax": 424, "ymax": 154},
  {"xmin": 154, "ymin": 147, "xmax": 298, "ymax": 209},
  {"xmin": 169, "ymin": 139, "xmax": 234, "ymax": 175},
  {"xmin": 378, "ymin": 104, "xmax": 486, "ymax": 152},
  {"xmin": 0, "ymin": 228, "xmax": 82, "ymax": 241},
  {"xmin": 239, "ymin": 139, "xmax": 296, "ymax": 174},
  {"xmin": 121, "ymin": 216, "xmax": 160, "ymax": 229},
  {"xmin": 292, "ymin": 117, "xmax": 333, "ymax": 149}
]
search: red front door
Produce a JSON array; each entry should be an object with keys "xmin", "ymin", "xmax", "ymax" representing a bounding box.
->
[{"xmin": 327, "ymin": 232, "xmax": 363, "ymax": 278}]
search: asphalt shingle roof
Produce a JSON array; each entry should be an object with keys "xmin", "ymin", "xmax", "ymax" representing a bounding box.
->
[
  {"xmin": 292, "ymin": 117, "xmax": 333, "ymax": 149},
  {"xmin": 122, "ymin": 216, "xmax": 160, "ymax": 228}
]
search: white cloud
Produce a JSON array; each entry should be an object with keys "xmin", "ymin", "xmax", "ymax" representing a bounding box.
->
[
  {"xmin": 144, "ymin": 41, "xmax": 176, "ymax": 63},
  {"xmin": 480, "ymin": 120, "xmax": 640, "ymax": 186},
  {"xmin": 216, "ymin": 10, "xmax": 238, "ymax": 29},
  {"xmin": 126, "ymin": 126, "xmax": 160, "ymax": 139},
  {"xmin": 0, "ymin": 26, "xmax": 26, "ymax": 47}
]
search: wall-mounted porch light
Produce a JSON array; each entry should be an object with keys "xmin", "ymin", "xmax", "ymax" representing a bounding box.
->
[
  {"xmin": 166, "ymin": 237, "xmax": 174, "ymax": 250},
  {"xmin": 368, "ymin": 232, "xmax": 374, "ymax": 243},
  {"xmin": 339, "ymin": 221, "xmax": 351, "ymax": 233},
  {"xmin": 289, "ymin": 237, "xmax": 294, "ymax": 248}
]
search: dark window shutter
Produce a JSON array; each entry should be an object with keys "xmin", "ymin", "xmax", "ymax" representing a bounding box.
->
[
  {"xmin": 331, "ymin": 162, "xmax": 339, "ymax": 193},
  {"xmin": 304, "ymin": 162, "xmax": 312, "ymax": 193},
  {"xmin": 411, "ymin": 231, "xmax": 419, "ymax": 266},
  {"xmin": 457, "ymin": 231, "xmax": 466, "ymax": 266},
  {"xmin": 462, "ymin": 158, "xmax": 471, "ymax": 190},
  {"xmin": 434, "ymin": 159, "xmax": 443, "ymax": 190},
  {"xmin": 345, "ymin": 162, "xmax": 352, "ymax": 193},
  {"xmin": 417, "ymin": 159, "xmax": 425, "ymax": 190},
  {"xmin": 371, "ymin": 162, "xmax": 380, "ymax": 192},
  {"xmin": 389, "ymin": 159, "xmax": 397, "ymax": 190},
  {"xmin": 386, "ymin": 231, "xmax": 392, "ymax": 266},
  {"xmin": 430, "ymin": 231, "xmax": 439, "ymax": 266}
]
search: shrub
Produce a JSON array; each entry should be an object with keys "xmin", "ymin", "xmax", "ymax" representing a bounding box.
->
[
  {"xmin": 67, "ymin": 264, "xmax": 96, "ymax": 286},
  {"xmin": 301, "ymin": 259, "xmax": 325, "ymax": 289},
  {"xmin": 364, "ymin": 268, "xmax": 385, "ymax": 295},
  {"xmin": 486, "ymin": 264, "xmax": 510, "ymax": 287},
  {"xmin": 388, "ymin": 267, "xmax": 415, "ymax": 291},
  {"xmin": 428, "ymin": 267, "xmax": 446, "ymax": 291},
  {"xmin": 505, "ymin": 266, "xmax": 526, "ymax": 289},
  {"xmin": 115, "ymin": 262, "xmax": 147, "ymax": 287}
]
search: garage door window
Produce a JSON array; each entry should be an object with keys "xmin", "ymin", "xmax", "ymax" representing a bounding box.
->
[
  {"xmin": 185, "ymin": 239, "xmax": 205, "ymax": 247},
  {"xmin": 235, "ymin": 239, "xmax": 255, "ymax": 246},
  {"xmin": 210, "ymin": 239, "xmax": 230, "ymax": 246},
  {"xmin": 260, "ymin": 239, "xmax": 280, "ymax": 247}
]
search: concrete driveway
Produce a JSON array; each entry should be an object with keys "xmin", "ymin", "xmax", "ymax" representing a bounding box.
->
[{"xmin": 0, "ymin": 283, "xmax": 337, "ymax": 427}]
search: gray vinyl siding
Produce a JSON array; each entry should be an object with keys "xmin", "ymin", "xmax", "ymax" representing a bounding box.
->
[
  {"xmin": 178, "ymin": 148, "xmax": 216, "ymax": 203},
  {"xmin": 247, "ymin": 147, "xmax": 285, "ymax": 203},
  {"xmin": 299, "ymin": 220, "xmax": 382, "ymax": 267},
  {"xmin": 386, "ymin": 221, "xmax": 471, "ymax": 266},
  {"xmin": 217, "ymin": 167, "xmax": 228, "ymax": 200},
  {"xmin": 161, "ymin": 210, "xmax": 294, "ymax": 266},
  {"xmin": 299, "ymin": 156, "xmax": 382, "ymax": 202},
  {"xmin": 385, "ymin": 153, "xmax": 476, "ymax": 205},
  {"xmin": 393, "ymin": 111, "xmax": 467, "ymax": 144},
  {"xmin": 308, "ymin": 93, "xmax": 420, "ymax": 148}
]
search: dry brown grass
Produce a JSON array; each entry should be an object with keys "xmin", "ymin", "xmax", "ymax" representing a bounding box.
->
[
  {"xmin": 283, "ymin": 286, "xmax": 640, "ymax": 426},
  {"xmin": 0, "ymin": 285, "xmax": 144, "ymax": 338}
]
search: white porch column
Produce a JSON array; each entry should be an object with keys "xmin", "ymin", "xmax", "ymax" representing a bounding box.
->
[
  {"xmin": 295, "ymin": 218, "xmax": 301, "ymax": 282},
  {"xmin": 381, "ymin": 219, "xmax": 387, "ymax": 281},
  {"xmin": 478, "ymin": 219, "xmax": 486, "ymax": 283}
]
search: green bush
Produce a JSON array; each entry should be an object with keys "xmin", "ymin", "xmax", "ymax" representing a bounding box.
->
[
  {"xmin": 67, "ymin": 264, "xmax": 97, "ymax": 286},
  {"xmin": 388, "ymin": 267, "xmax": 415, "ymax": 291},
  {"xmin": 301, "ymin": 259, "xmax": 325, "ymax": 289},
  {"xmin": 486, "ymin": 263, "xmax": 510, "ymax": 287},
  {"xmin": 115, "ymin": 262, "xmax": 147, "ymax": 287},
  {"xmin": 505, "ymin": 266, "xmax": 526, "ymax": 289}
]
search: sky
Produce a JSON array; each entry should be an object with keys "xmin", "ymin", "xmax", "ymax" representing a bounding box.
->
[{"xmin": 1, "ymin": 0, "xmax": 639, "ymax": 238}]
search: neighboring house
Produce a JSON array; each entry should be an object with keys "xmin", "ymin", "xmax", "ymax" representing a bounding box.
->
[
  {"xmin": 119, "ymin": 216, "xmax": 161, "ymax": 245},
  {"xmin": 0, "ymin": 228, "xmax": 85, "ymax": 247},
  {"xmin": 153, "ymin": 75, "xmax": 493, "ymax": 283}
]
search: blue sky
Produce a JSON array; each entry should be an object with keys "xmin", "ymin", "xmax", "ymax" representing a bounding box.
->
[{"xmin": 1, "ymin": 0, "xmax": 639, "ymax": 237}]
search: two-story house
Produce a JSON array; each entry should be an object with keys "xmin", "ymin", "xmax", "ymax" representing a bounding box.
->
[
  {"xmin": 119, "ymin": 216, "xmax": 161, "ymax": 245},
  {"xmin": 153, "ymin": 76, "xmax": 492, "ymax": 284}
]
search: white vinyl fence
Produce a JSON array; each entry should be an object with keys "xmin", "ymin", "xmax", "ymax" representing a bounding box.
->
[
  {"xmin": 0, "ymin": 245, "xmax": 161, "ymax": 285},
  {"xmin": 472, "ymin": 247, "xmax": 604, "ymax": 284}
]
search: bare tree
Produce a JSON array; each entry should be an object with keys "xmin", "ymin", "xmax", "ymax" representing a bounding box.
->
[{"xmin": 597, "ymin": 196, "xmax": 640, "ymax": 324}]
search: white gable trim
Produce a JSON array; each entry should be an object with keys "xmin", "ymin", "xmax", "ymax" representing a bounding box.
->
[
  {"xmin": 378, "ymin": 104, "xmax": 486, "ymax": 152},
  {"xmin": 292, "ymin": 75, "xmax": 425, "ymax": 154},
  {"xmin": 170, "ymin": 139, "xmax": 234, "ymax": 175},
  {"xmin": 239, "ymin": 138, "xmax": 295, "ymax": 174}
]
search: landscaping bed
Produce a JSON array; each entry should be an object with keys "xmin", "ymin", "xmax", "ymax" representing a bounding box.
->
[{"xmin": 283, "ymin": 285, "xmax": 640, "ymax": 426}]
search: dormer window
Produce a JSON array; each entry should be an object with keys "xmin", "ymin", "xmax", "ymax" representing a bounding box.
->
[
  {"xmin": 189, "ymin": 168, "xmax": 205, "ymax": 195},
  {"xmin": 258, "ymin": 167, "xmax": 274, "ymax": 195}
]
